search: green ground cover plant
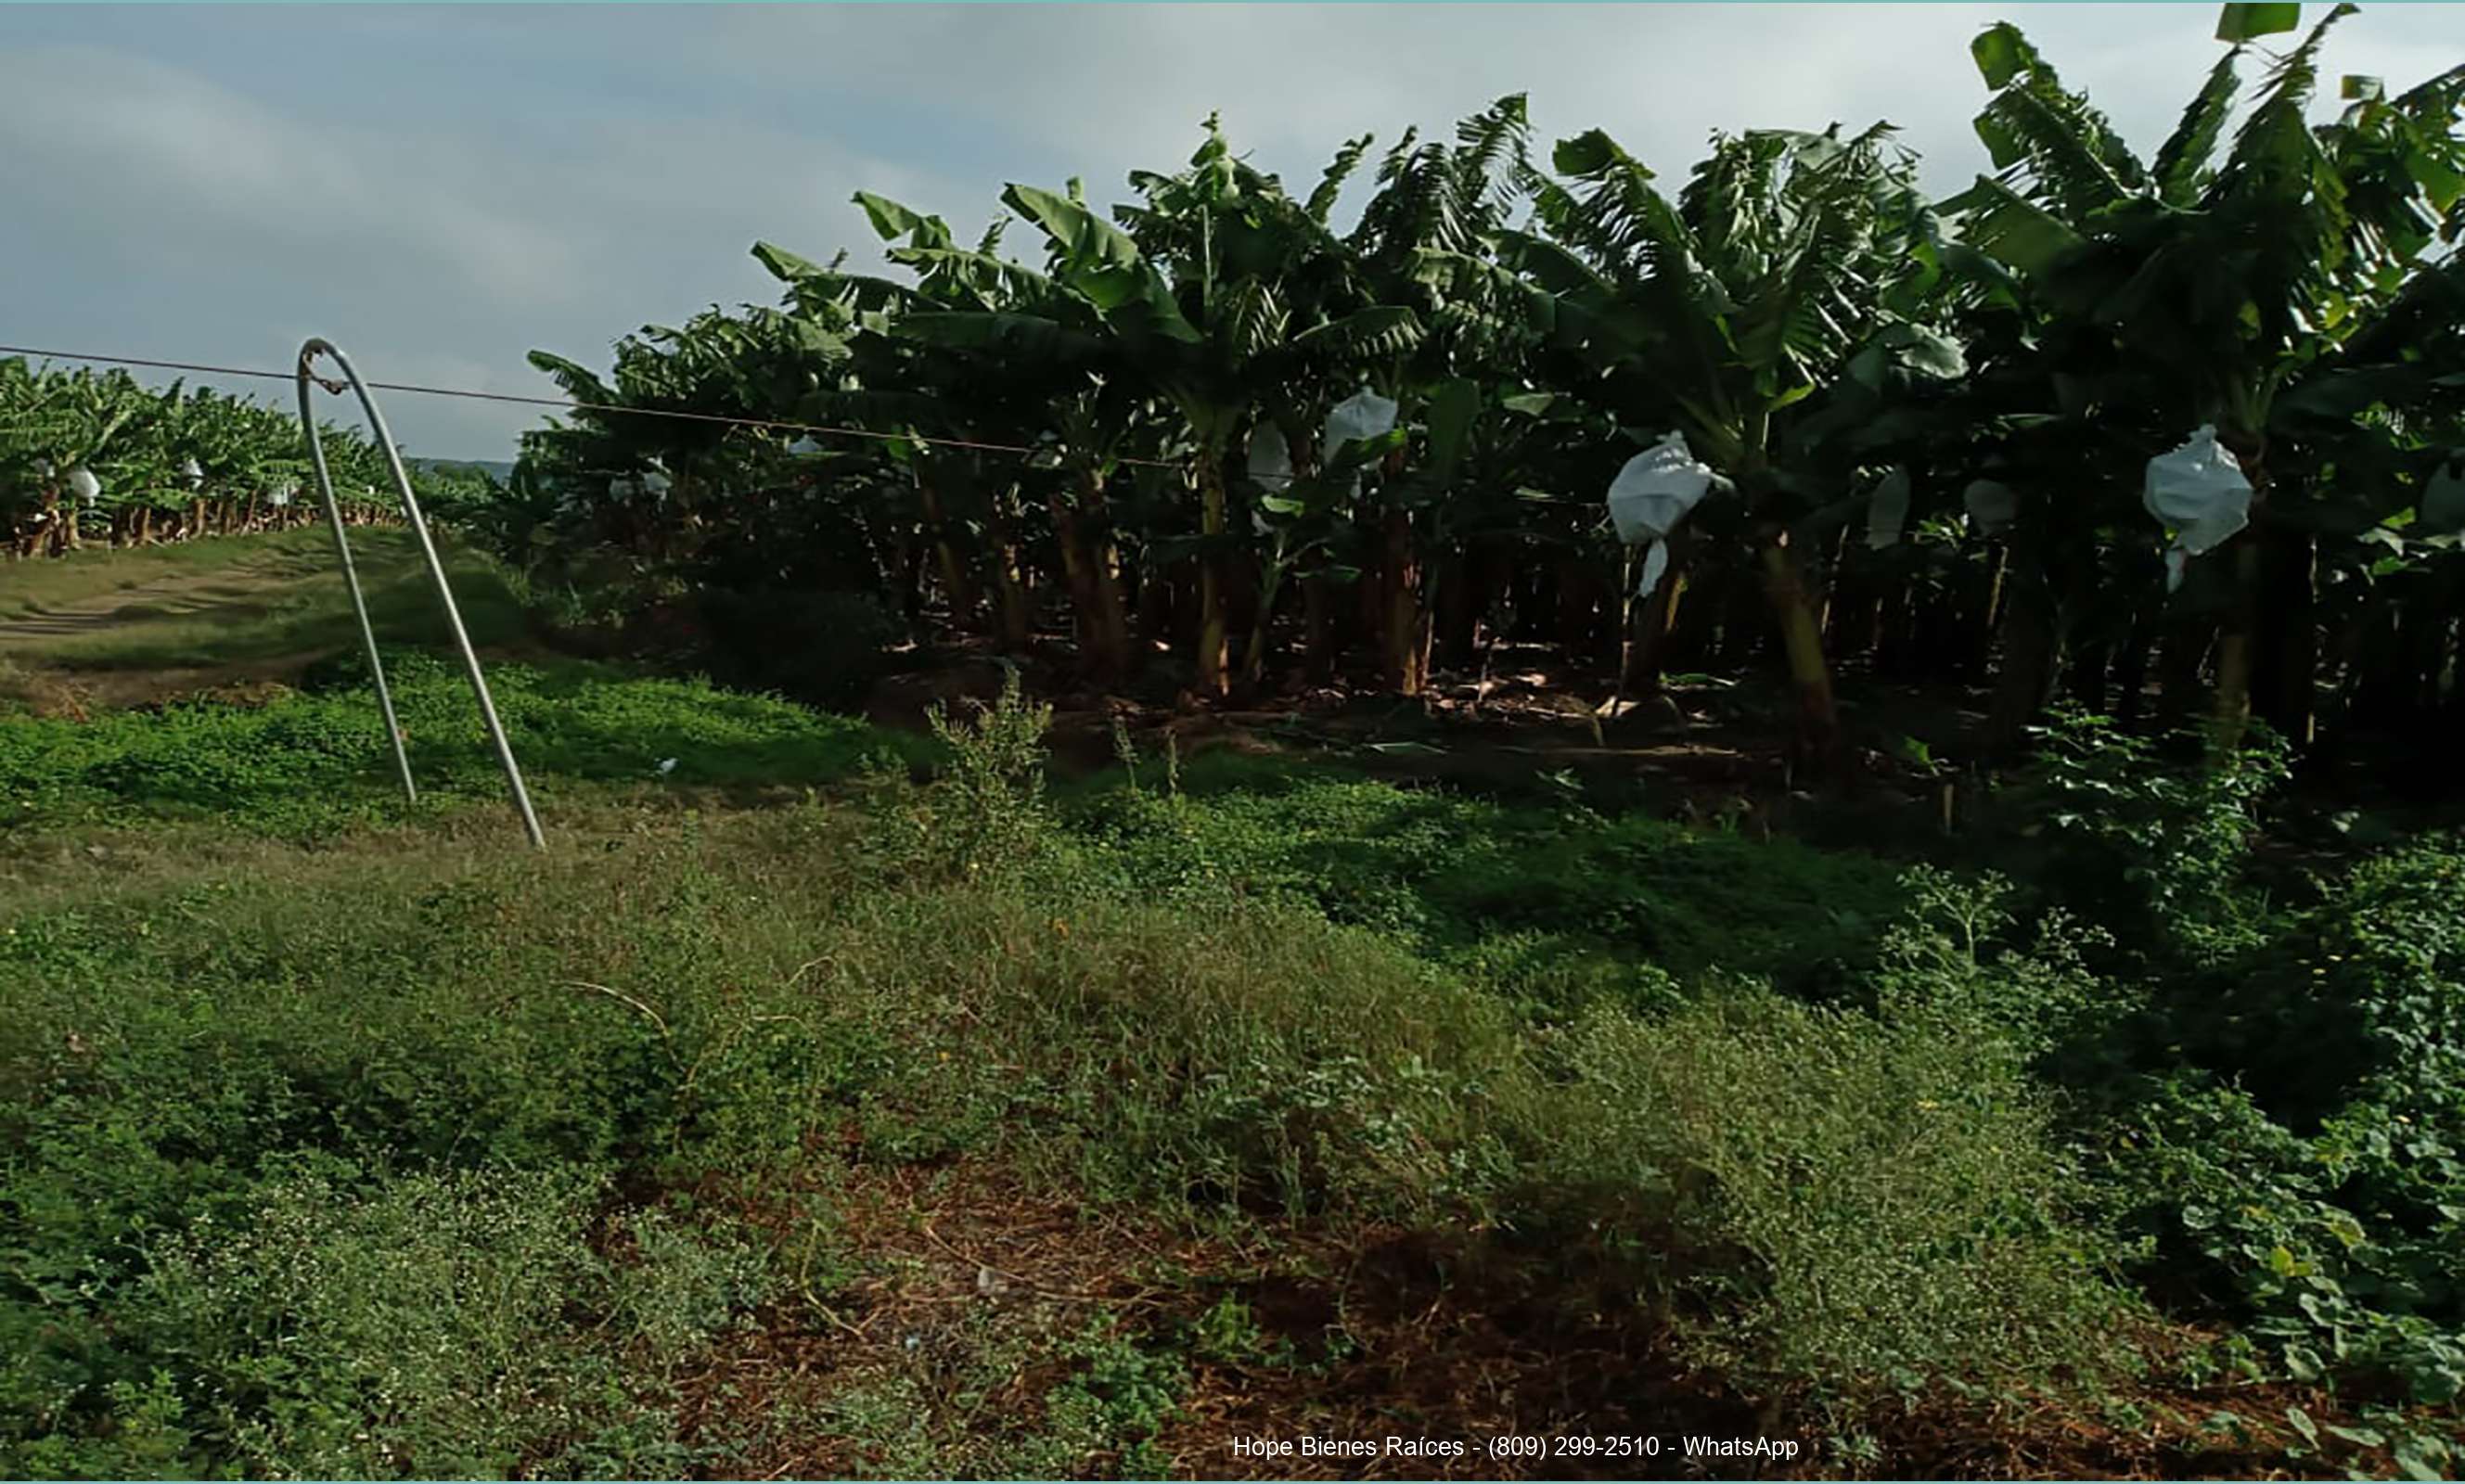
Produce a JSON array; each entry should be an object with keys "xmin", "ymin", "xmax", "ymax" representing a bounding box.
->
[
  {"xmin": 2, "ymin": 671, "xmax": 2159, "ymax": 1478},
  {"xmin": 9, "ymin": 651, "xmax": 2463, "ymax": 1476}
]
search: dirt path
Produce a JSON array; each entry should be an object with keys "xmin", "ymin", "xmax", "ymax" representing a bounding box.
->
[
  {"xmin": 0, "ymin": 559, "xmax": 293, "ymax": 641},
  {"xmin": 0, "ymin": 542, "xmax": 427, "ymax": 713}
]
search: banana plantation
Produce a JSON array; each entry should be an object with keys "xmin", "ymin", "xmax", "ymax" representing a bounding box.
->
[
  {"xmin": 497, "ymin": 6, "xmax": 2464, "ymax": 779},
  {"xmin": 15, "ymin": 6, "xmax": 2465, "ymax": 1477},
  {"xmin": 0, "ymin": 359, "xmax": 416, "ymax": 558}
]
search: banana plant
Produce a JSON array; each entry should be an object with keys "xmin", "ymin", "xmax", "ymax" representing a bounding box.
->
[
  {"xmin": 759, "ymin": 215, "xmax": 1069, "ymax": 651},
  {"xmin": 1007, "ymin": 117, "xmax": 1423, "ymax": 695},
  {"xmin": 1949, "ymin": 3, "xmax": 2465, "ymax": 750},
  {"xmin": 1, "ymin": 365, "xmax": 143, "ymax": 555},
  {"xmin": 1460, "ymin": 122, "xmax": 1958, "ymax": 771},
  {"xmin": 1338, "ymin": 95, "xmax": 1547, "ymax": 695},
  {"xmin": 1239, "ymin": 422, "xmax": 1399, "ymax": 687}
]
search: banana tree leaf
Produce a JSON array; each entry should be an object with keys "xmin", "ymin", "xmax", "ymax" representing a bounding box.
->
[
  {"xmin": 1002, "ymin": 184, "xmax": 1142, "ymax": 269},
  {"xmin": 1553, "ymin": 128, "xmax": 1650, "ymax": 180},
  {"xmin": 887, "ymin": 246, "xmax": 1059, "ymax": 298},
  {"xmin": 1293, "ymin": 307, "xmax": 1425, "ymax": 359},
  {"xmin": 2274, "ymin": 493, "xmax": 2420, "ymax": 537},
  {"xmin": 1957, "ymin": 178, "xmax": 2087, "ymax": 278},
  {"xmin": 853, "ymin": 191, "xmax": 950, "ymax": 249},
  {"xmin": 898, "ymin": 311, "xmax": 1101, "ymax": 363},
  {"xmin": 750, "ymin": 240, "xmax": 833, "ymax": 284},
  {"xmin": 1425, "ymin": 377, "xmax": 1481, "ymax": 480},
  {"xmin": 2215, "ymin": 3, "xmax": 2300, "ymax": 43},
  {"xmin": 2274, "ymin": 364, "xmax": 2439, "ymax": 429},
  {"xmin": 525, "ymin": 352, "xmax": 616, "ymax": 405},
  {"xmin": 1971, "ymin": 22, "xmax": 2044, "ymax": 90},
  {"xmin": 1146, "ymin": 531, "xmax": 1251, "ymax": 564}
]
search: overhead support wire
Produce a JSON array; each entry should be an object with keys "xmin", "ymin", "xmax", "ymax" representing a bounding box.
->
[{"xmin": 0, "ymin": 342, "xmax": 1181, "ymax": 468}]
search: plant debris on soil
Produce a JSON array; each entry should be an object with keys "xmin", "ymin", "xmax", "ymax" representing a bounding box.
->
[{"xmin": 651, "ymin": 1158, "xmax": 2375, "ymax": 1482}]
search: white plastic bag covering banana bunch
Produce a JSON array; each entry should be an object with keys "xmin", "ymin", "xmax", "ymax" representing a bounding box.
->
[
  {"xmin": 1248, "ymin": 422, "xmax": 1294, "ymax": 535},
  {"xmin": 2420, "ymin": 454, "xmax": 2465, "ymax": 537},
  {"xmin": 1321, "ymin": 390, "xmax": 1398, "ymax": 500},
  {"xmin": 1963, "ymin": 480, "xmax": 2019, "ymax": 538},
  {"xmin": 66, "ymin": 467, "xmax": 101, "ymax": 506},
  {"xmin": 2142, "ymin": 425, "xmax": 2252, "ymax": 592},
  {"xmin": 1866, "ymin": 467, "xmax": 1910, "ymax": 550},
  {"xmin": 1248, "ymin": 420, "xmax": 1293, "ymax": 493},
  {"xmin": 1322, "ymin": 390, "xmax": 1399, "ymax": 462},
  {"xmin": 1607, "ymin": 431, "xmax": 1716, "ymax": 598}
]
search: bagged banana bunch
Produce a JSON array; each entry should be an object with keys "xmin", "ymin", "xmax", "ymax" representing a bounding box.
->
[
  {"xmin": 1321, "ymin": 390, "xmax": 1399, "ymax": 499},
  {"xmin": 1963, "ymin": 480, "xmax": 2019, "ymax": 538},
  {"xmin": 1607, "ymin": 431, "xmax": 1717, "ymax": 598},
  {"xmin": 2142, "ymin": 425, "xmax": 2252, "ymax": 592},
  {"xmin": 1248, "ymin": 420, "xmax": 1293, "ymax": 493},
  {"xmin": 1247, "ymin": 422, "xmax": 1293, "ymax": 535},
  {"xmin": 2419, "ymin": 454, "xmax": 2465, "ymax": 537},
  {"xmin": 1866, "ymin": 467, "xmax": 1911, "ymax": 551},
  {"xmin": 1322, "ymin": 389, "xmax": 1399, "ymax": 460}
]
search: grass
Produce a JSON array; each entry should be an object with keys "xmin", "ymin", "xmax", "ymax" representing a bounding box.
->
[
  {"xmin": 0, "ymin": 533, "xmax": 927, "ymax": 835},
  {"xmin": 0, "ymin": 652, "xmax": 929, "ymax": 839},
  {"xmin": 1061, "ymin": 758, "xmax": 1900, "ymax": 1003},
  {"xmin": 1, "ymin": 529, "xmax": 530, "ymax": 672},
  {"xmin": 0, "ymin": 529, "xmax": 347, "ymax": 621},
  {"xmin": 0, "ymin": 786, "xmax": 2130, "ymax": 1478},
  {"xmin": 6, "ymin": 540, "xmax": 2464, "ymax": 1479}
]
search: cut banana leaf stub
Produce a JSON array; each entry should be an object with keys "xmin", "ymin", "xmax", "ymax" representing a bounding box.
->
[
  {"xmin": 1607, "ymin": 431, "xmax": 1716, "ymax": 597},
  {"xmin": 2143, "ymin": 425, "xmax": 2253, "ymax": 592}
]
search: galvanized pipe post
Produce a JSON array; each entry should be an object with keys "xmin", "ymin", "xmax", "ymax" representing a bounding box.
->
[{"xmin": 295, "ymin": 338, "xmax": 546, "ymax": 851}]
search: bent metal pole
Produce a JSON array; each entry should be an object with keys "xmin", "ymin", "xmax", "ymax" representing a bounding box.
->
[{"xmin": 296, "ymin": 338, "xmax": 546, "ymax": 851}]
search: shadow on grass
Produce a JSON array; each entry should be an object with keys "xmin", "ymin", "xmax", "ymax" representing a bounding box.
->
[
  {"xmin": 0, "ymin": 528, "xmax": 356, "ymax": 620},
  {"xmin": 1059, "ymin": 755, "xmax": 1905, "ymax": 1002},
  {"xmin": 37, "ymin": 556, "xmax": 529, "ymax": 672},
  {"xmin": 1, "ymin": 657, "xmax": 934, "ymax": 835}
]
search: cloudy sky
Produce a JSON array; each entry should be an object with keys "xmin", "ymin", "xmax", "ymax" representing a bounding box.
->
[{"xmin": 3, "ymin": 4, "xmax": 2458, "ymax": 461}]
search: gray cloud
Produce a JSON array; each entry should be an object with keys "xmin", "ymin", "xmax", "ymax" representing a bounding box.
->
[
  {"xmin": 3, "ymin": 4, "xmax": 2458, "ymax": 460},
  {"xmin": 1, "ymin": 26, "xmax": 956, "ymax": 455}
]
